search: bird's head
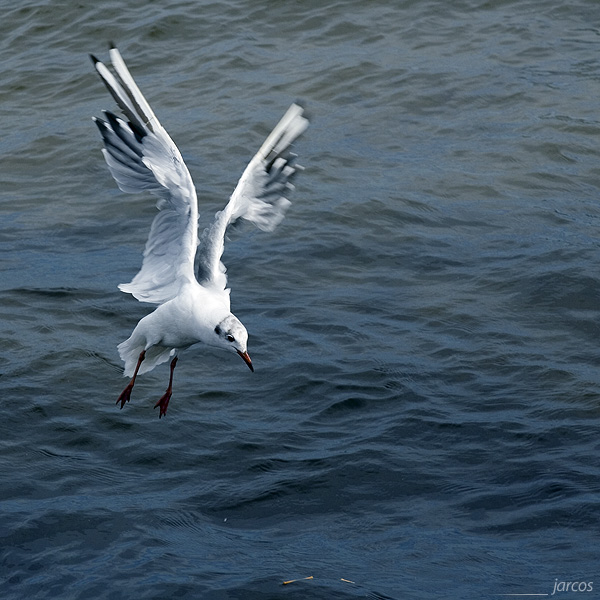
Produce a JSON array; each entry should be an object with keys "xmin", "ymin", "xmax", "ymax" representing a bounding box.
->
[{"xmin": 213, "ymin": 314, "xmax": 253, "ymax": 372}]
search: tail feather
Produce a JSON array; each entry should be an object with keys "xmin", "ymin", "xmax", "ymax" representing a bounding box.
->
[{"xmin": 118, "ymin": 334, "xmax": 173, "ymax": 377}]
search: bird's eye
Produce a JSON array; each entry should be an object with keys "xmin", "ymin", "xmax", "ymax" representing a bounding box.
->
[{"xmin": 226, "ymin": 334, "xmax": 235, "ymax": 343}]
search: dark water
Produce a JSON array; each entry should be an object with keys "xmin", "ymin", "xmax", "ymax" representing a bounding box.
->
[{"xmin": 1, "ymin": 1, "xmax": 600, "ymax": 598}]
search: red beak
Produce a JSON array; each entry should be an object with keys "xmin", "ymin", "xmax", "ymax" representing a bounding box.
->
[{"xmin": 237, "ymin": 350, "xmax": 254, "ymax": 372}]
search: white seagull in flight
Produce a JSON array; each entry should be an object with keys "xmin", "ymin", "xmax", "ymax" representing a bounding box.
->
[{"xmin": 91, "ymin": 47, "xmax": 308, "ymax": 417}]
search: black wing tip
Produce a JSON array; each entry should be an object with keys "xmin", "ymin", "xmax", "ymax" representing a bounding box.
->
[
  {"xmin": 92, "ymin": 116, "xmax": 106, "ymax": 132},
  {"xmin": 98, "ymin": 110, "xmax": 146, "ymax": 142},
  {"xmin": 104, "ymin": 110, "xmax": 120, "ymax": 127},
  {"xmin": 128, "ymin": 120, "xmax": 146, "ymax": 143},
  {"xmin": 105, "ymin": 110, "xmax": 147, "ymax": 141},
  {"xmin": 89, "ymin": 43, "xmax": 117, "ymax": 66}
]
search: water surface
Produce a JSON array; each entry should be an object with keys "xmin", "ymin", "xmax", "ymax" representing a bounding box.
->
[{"xmin": 1, "ymin": 1, "xmax": 599, "ymax": 598}]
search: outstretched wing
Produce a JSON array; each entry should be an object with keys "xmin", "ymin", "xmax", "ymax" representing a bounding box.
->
[
  {"xmin": 91, "ymin": 46, "xmax": 198, "ymax": 305},
  {"xmin": 197, "ymin": 104, "xmax": 308, "ymax": 291}
]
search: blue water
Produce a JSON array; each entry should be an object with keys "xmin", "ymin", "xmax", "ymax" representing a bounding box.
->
[{"xmin": 1, "ymin": 1, "xmax": 600, "ymax": 598}]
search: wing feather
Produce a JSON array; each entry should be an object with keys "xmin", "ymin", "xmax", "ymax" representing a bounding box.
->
[
  {"xmin": 91, "ymin": 47, "xmax": 198, "ymax": 305},
  {"xmin": 197, "ymin": 104, "xmax": 308, "ymax": 290}
]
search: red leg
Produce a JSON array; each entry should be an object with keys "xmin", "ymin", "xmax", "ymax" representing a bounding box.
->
[
  {"xmin": 116, "ymin": 350, "xmax": 145, "ymax": 409},
  {"xmin": 154, "ymin": 356, "xmax": 178, "ymax": 418}
]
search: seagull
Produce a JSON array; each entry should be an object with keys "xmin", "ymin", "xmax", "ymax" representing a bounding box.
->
[{"xmin": 90, "ymin": 47, "xmax": 308, "ymax": 417}]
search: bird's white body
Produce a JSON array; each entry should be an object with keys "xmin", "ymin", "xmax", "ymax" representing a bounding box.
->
[
  {"xmin": 91, "ymin": 47, "xmax": 308, "ymax": 416},
  {"xmin": 118, "ymin": 282, "xmax": 230, "ymax": 376}
]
